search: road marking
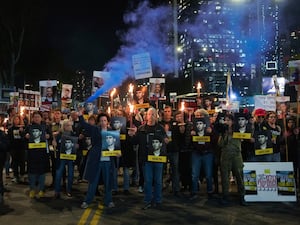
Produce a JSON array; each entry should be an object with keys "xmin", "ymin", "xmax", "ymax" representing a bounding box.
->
[
  {"xmin": 78, "ymin": 207, "xmax": 92, "ymax": 225},
  {"xmin": 90, "ymin": 204, "xmax": 104, "ymax": 225}
]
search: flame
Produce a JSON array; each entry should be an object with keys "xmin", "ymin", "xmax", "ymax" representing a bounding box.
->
[
  {"xmin": 129, "ymin": 103, "xmax": 134, "ymax": 113},
  {"xmin": 180, "ymin": 101, "xmax": 185, "ymax": 112},
  {"xmin": 20, "ymin": 106, "xmax": 25, "ymax": 117},
  {"xmin": 128, "ymin": 83, "xmax": 134, "ymax": 94},
  {"xmin": 110, "ymin": 88, "xmax": 116, "ymax": 98},
  {"xmin": 197, "ymin": 82, "xmax": 202, "ymax": 90}
]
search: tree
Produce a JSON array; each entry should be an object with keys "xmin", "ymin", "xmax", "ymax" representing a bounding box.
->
[{"xmin": 0, "ymin": 1, "xmax": 41, "ymax": 87}]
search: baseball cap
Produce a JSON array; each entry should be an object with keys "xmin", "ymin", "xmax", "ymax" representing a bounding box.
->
[{"xmin": 254, "ymin": 108, "xmax": 266, "ymax": 117}]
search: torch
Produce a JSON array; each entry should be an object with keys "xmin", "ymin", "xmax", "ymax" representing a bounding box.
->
[
  {"xmin": 197, "ymin": 82, "xmax": 201, "ymax": 98},
  {"xmin": 110, "ymin": 88, "xmax": 116, "ymax": 111}
]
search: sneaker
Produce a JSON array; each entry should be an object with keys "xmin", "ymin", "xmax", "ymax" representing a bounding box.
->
[
  {"xmin": 37, "ymin": 191, "xmax": 45, "ymax": 198},
  {"xmin": 153, "ymin": 202, "xmax": 162, "ymax": 210},
  {"xmin": 54, "ymin": 193, "xmax": 61, "ymax": 199},
  {"xmin": 220, "ymin": 196, "xmax": 230, "ymax": 206},
  {"xmin": 123, "ymin": 190, "xmax": 130, "ymax": 195},
  {"xmin": 66, "ymin": 192, "xmax": 72, "ymax": 197},
  {"xmin": 29, "ymin": 190, "xmax": 35, "ymax": 198},
  {"xmin": 81, "ymin": 202, "xmax": 89, "ymax": 209},
  {"xmin": 240, "ymin": 196, "xmax": 249, "ymax": 206},
  {"xmin": 107, "ymin": 202, "xmax": 115, "ymax": 208},
  {"xmin": 138, "ymin": 186, "xmax": 143, "ymax": 193},
  {"xmin": 142, "ymin": 202, "xmax": 152, "ymax": 210},
  {"xmin": 189, "ymin": 193, "xmax": 198, "ymax": 201}
]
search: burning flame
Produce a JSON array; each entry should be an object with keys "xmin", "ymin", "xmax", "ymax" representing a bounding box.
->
[
  {"xmin": 110, "ymin": 88, "xmax": 116, "ymax": 98},
  {"xmin": 180, "ymin": 101, "xmax": 185, "ymax": 112}
]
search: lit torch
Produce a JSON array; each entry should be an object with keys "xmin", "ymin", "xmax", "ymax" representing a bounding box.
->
[
  {"xmin": 197, "ymin": 82, "xmax": 202, "ymax": 98},
  {"xmin": 110, "ymin": 88, "xmax": 116, "ymax": 110},
  {"xmin": 128, "ymin": 103, "xmax": 134, "ymax": 128},
  {"xmin": 128, "ymin": 83, "xmax": 134, "ymax": 102},
  {"xmin": 107, "ymin": 106, "xmax": 111, "ymax": 116}
]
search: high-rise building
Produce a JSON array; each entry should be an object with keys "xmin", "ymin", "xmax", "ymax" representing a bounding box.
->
[{"xmin": 176, "ymin": 0, "xmax": 280, "ymax": 97}]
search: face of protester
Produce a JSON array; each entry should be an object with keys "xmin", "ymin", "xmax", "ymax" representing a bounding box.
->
[
  {"xmin": 146, "ymin": 108, "xmax": 157, "ymax": 126},
  {"xmin": 63, "ymin": 121, "xmax": 73, "ymax": 132},
  {"xmin": 238, "ymin": 117, "xmax": 248, "ymax": 128},
  {"xmin": 163, "ymin": 107, "xmax": 172, "ymax": 121},
  {"xmin": 32, "ymin": 113, "xmax": 42, "ymax": 124},
  {"xmin": 99, "ymin": 116, "xmax": 109, "ymax": 129},
  {"xmin": 224, "ymin": 116, "xmax": 233, "ymax": 128},
  {"xmin": 136, "ymin": 91, "xmax": 144, "ymax": 100}
]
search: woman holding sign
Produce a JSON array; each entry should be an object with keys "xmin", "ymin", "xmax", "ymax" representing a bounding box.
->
[
  {"xmin": 77, "ymin": 109, "xmax": 115, "ymax": 209},
  {"xmin": 128, "ymin": 107, "xmax": 168, "ymax": 210}
]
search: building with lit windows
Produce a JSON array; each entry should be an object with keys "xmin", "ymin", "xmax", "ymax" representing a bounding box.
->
[{"xmin": 176, "ymin": 0, "xmax": 280, "ymax": 98}]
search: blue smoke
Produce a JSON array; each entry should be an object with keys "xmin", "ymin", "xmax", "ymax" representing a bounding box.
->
[
  {"xmin": 86, "ymin": 1, "xmax": 173, "ymax": 102},
  {"xmin": 87, "ymin": 0, "xmax": 282, "ymax": 102}
]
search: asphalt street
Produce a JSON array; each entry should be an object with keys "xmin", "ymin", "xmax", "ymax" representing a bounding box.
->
[{"xmin": 1, "ymin": 171, "xmax": 299, "ymax": 225}]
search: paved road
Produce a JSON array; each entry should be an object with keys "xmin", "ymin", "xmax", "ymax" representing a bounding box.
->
[{"xmin": 1, "ymin": 173, "xmax": 299, "ymax": 225}]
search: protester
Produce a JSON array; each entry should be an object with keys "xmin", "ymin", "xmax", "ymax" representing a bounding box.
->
[
  {"xmin": 128, "ymin": 107, "xmax": 168, "ymax": 210},
  {"xmin": 218, "ymin": 113, "xmax": 247, "ymax": 206},
  {"xmin": 77, "ymin": 108, "xmax": 115, "ymax": 209}
]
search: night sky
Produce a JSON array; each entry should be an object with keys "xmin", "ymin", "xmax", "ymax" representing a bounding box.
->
[{"xmin": 14, "ymin": 0, "xmax": 300, "ymax": 88}]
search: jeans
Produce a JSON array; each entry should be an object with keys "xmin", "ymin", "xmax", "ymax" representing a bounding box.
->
[
  {"xmin": 84, "ymin": 161, "xmax": 112, "ymax": 206},
  {"xmin": 191, "ymin": 151, "xmax": 214, "ymax": 194},
  {"xmin": 168, "ymin": 152, "xmax": 180, "ymax": 193},
  {"xmin": 144, "ymin": 162, "xmax": 163, "ymax": 204},
  {"xmin": 248, "ymin": 152, "xmax": 281, "ymax": 162},
  {"xmin": 28, "ymin": 173, "xmax": 46, "ymax": 192},
  {"xmin": 123, "ymin": 167, "xmax": 130, "ymax": 191},
  {"xmin": 55, "ymin": 159, "xmax": 74, "ymax": 193}
]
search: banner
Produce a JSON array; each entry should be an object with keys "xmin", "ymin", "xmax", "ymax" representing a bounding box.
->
[{"xmin": 244, "ymin": 162, "xmax": 297, "ymax": 202}]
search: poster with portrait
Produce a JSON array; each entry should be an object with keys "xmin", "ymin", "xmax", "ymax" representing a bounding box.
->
[
  {"xmin": 244, "ymin": 170, "xmax": 257, "ymax": 195},
  {"xmin": 60, "ymin": 135, "xmax": 78, "ymax": 160},
  {"xmin": 92, "ymin": 71, "xmax": 111, "ymax": 97},
  {"xmin": 61, "ymin": 84, "xmax": 73, "ymax": 113},
  {"xmin": 233, "ymin": 112, "xmax": 252, "ymax": 139},
  {"xmin": 110, "ymin": 116, "xmax": 127, "ymax": 140},
  {"xmin": 276, "ymin": 96, "xmax": 290, "ymax": 120},
  {"xmin": 28, "ymin": 124, "xmax": 47, "ymax": 149},
  {"xmin": 101, "ymin": 130, "xmax": 121, "ymax": 157},
  {"xmin": 149, "ymin": 78, "xmax": 166, "ymax": 101},
  {"xmin": 253, "ymin": 130, "xmax": 273, "ymax": 156},
  {"xmin": 133, "ymin": 85, "xmax": 150, "ymax": 109},
  {"xmin": 244, "ymin": 162, "xmax": 297, "ymax": 202},
  {"xmin": 39, "ymin": 80, "xmax": 58, "ymax": 106},
  {"xmin": 147, "ymin": 134, "xmax": 167, "ymax": 163},
  {"xmin": 192, "ymin": 118, "xmax": 211, "ymax": 143}
]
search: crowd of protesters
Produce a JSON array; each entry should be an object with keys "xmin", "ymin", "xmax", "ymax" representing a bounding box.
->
[{"xmin": 0, "ymin": 97, "xmax": 299, "ymax": 209}]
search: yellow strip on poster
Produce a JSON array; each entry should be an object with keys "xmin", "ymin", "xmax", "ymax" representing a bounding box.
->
[
  {"xmin": 102, "ymin": 150, "xmax": 122, "ymax": 157},
  {"xmin": 192, "ymin": 136, "xmax": 210, "ymax": 142},
  {"xmin": 255, "ymin": 148, "xmax": 273, "ymax": 155},
  {"xmin": 147, "ymin": 155, "xmax": 167, "ymax": 163},
  {"xmin": 135, "ymin": 103, "xmax": 150, "ymax": 109},
  {"xmin": 28, "ymin": 142, "xmax": 47, "ymax": 149},
  {"xmin": 60, "ymin": 154, "xmax": 77, "ymax": 160},
  {"xmin": 120, "ymin": 134, "xmax": 126, "ymax": 140},
  {"xmin": 233, "ymin": 132, "xmax": 251, "ymax": 139}
]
